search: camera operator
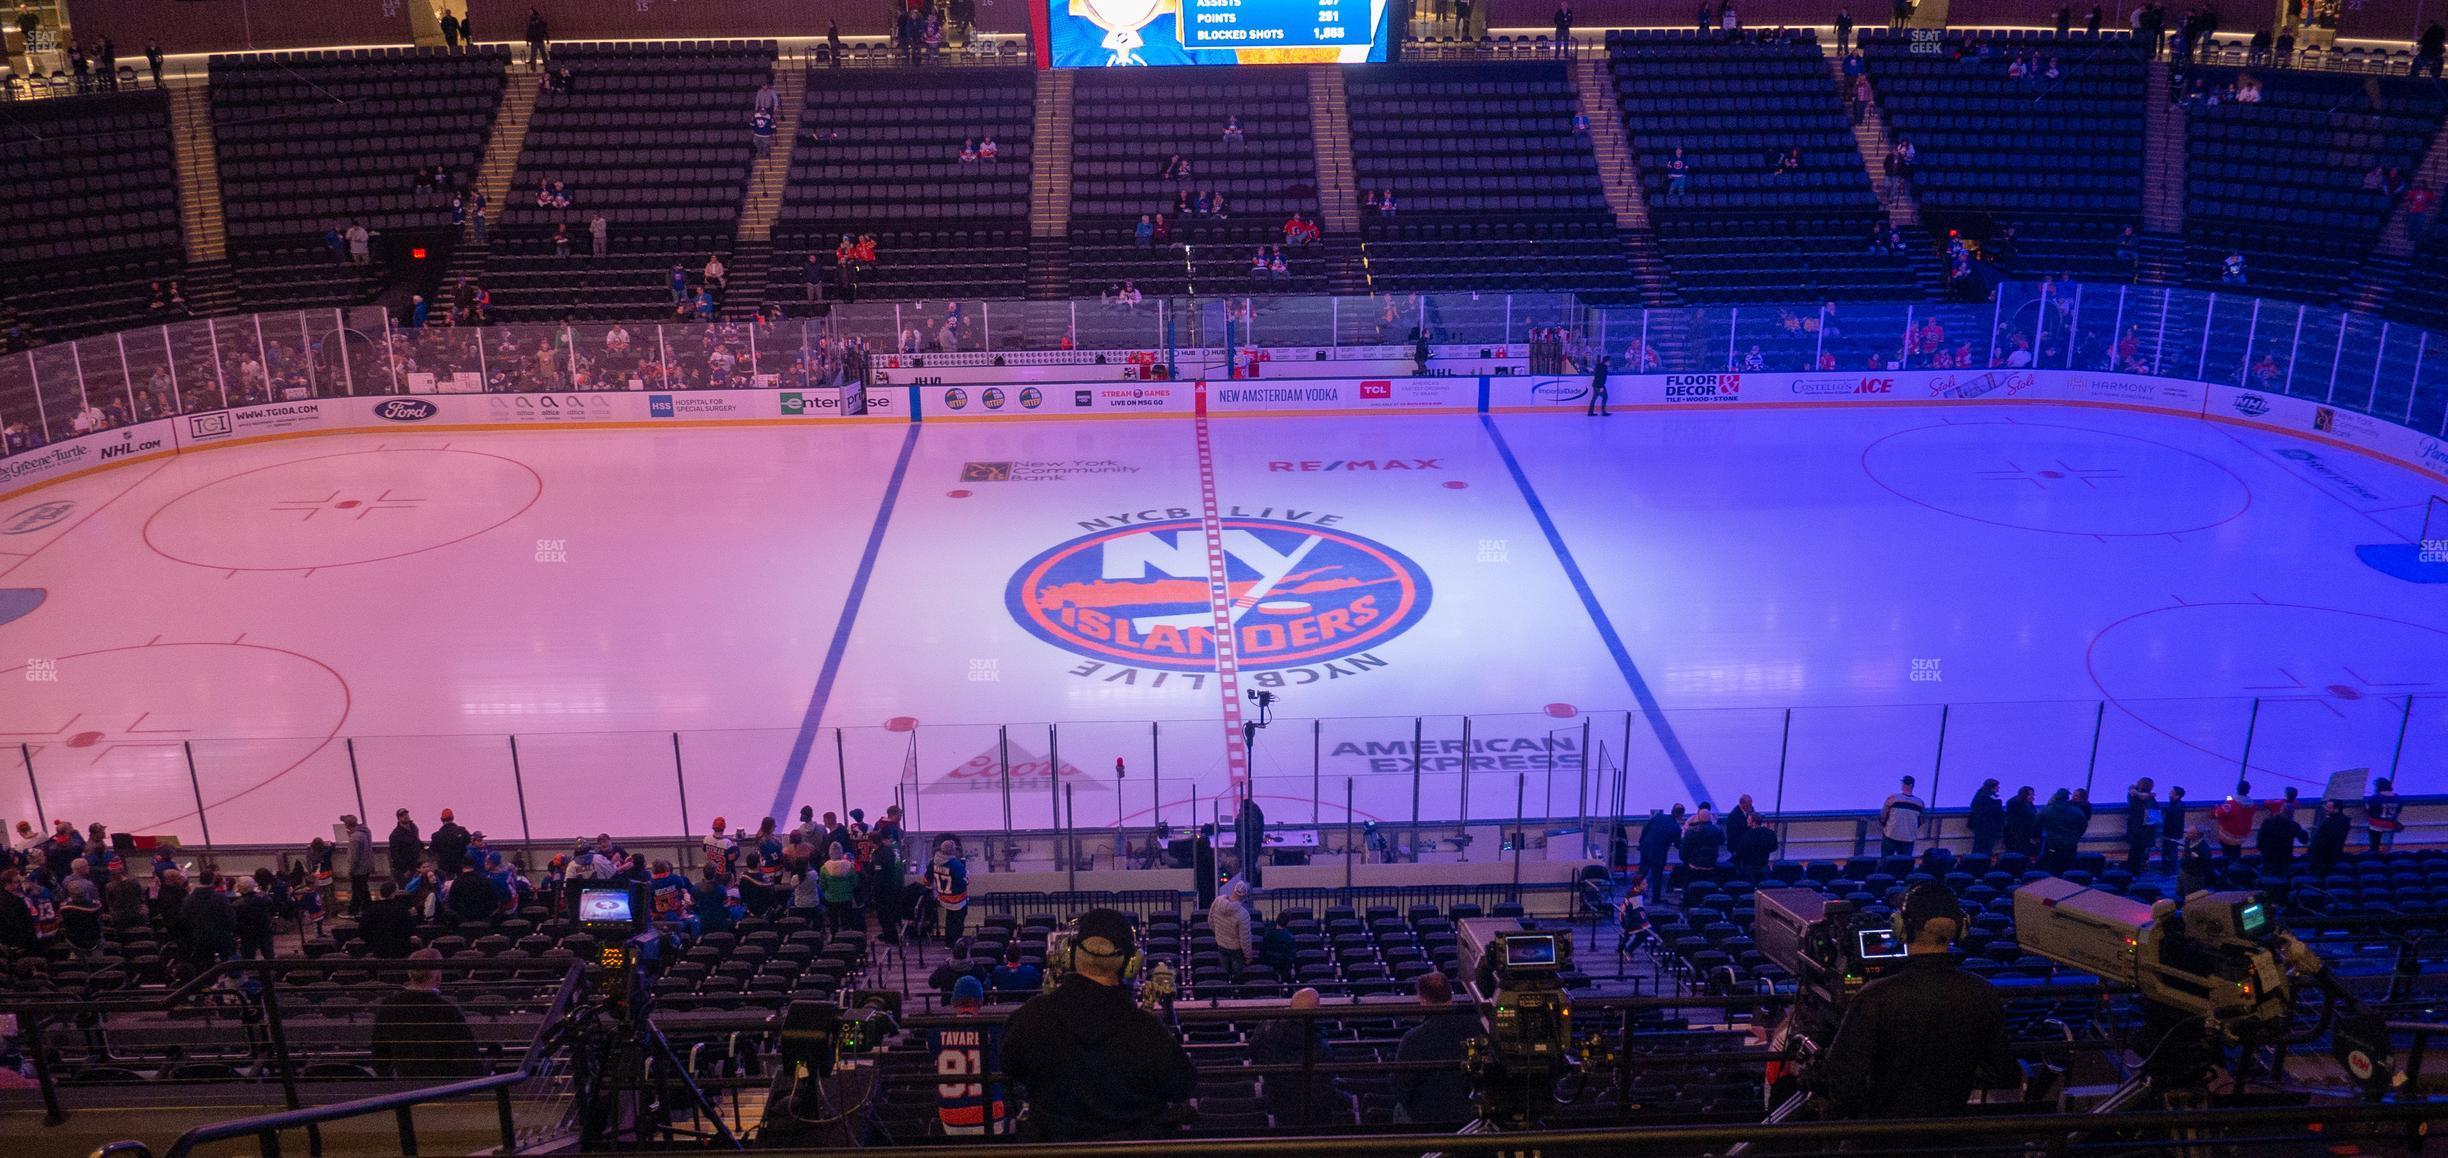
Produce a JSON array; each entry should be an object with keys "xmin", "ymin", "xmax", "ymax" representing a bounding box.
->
[
  {"xmin": 1002, "ymin": 909, "xmax": 1196, "ymax": 1141},
  {"xmin": 1818, "ymin": 883, "xmax": 2020, "ymax": 1119}
]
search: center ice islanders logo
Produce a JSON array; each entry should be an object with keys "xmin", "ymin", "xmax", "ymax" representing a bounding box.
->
[{"xmin": 1006, "ymin": 517, "xmax": 1432, "ymax": 673}]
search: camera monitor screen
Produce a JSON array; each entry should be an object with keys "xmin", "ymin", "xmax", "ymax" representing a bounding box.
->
[
  {"xmin": 1856, "ymin": 928, "xmax": 1907, "ymax": 960},
  {"xmin": 575, "ymin": 886, "xmax": 637, "ymax": 928},
  {"xmin": 1036, "ymin": 0, "xmax": 1393, "ymax": 67},
  {"xmin": 2237, "ymin": 901, "xmax": 2269, "ymax": 938},
  {"xmin": 1504, "ymin": 933, "xmax": 1559, "ymax": 969}
]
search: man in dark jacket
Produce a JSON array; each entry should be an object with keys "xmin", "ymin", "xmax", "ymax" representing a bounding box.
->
[
  {"xmin": 1820, "ymin": 884, "xmax": 2020, "ymax": 1118},
  {"xmin": 1004, "ymin": 909, "xmax": 1196, "ymax": 1140},
  {"xmin": 1729, "ymin": 814, "xmax": 1778, "ymax": 877},
  {"xmin": 429, "ymin": 810, "xmax": 472, "ymax": 876},
  {"xmin": 2160, "ymin": 786, "xmax": 2187, "ymax": 869},
  {"xmin": 2003, "ymin": 786, "xmax": 2039, "ymax": 857},
  {"xmin": 2037, "ymin": 789, "xmax": 2087, "ymax": 873},
  {"xmin": 179, "ymin": 871, "xmax": 238, "ymax": 972},
  {"xmin": 1250, "ymin": 987, "xmax": 1340, "ymax": 1128},
  {"xmin": 1723, "ymin": 793, "xmax": 1756, "ymax": 849},
  {"xmin": 2306, "ymin": 800, "xmax": 2351, "ymax": 875},
  {"xmin": 1636, "ymin": 806, "xmax": 1683, "ymax": 894},
  {"xmin": 359, "ymin": 882, "xmax": 420, "ymax": 959},
  {"xmin": 1678, "ymin": 811, "xmax": 1725, "ymax": 874},
  {"xmin": 446, "ymin": 868, "xmax": 497, "ymax": 928},
  {"xmin": 388, "ymin": 809, "xmax": 423, "ymax": 881},
  {"xmin": 1392, "ymin": 971, "xmax": 1475, "ymax": 1123},
  {"xmin": 2255, "ymin": 807, "xmax": 2305, "ymax": 877},
  {"xmin": 1967, "ymin": 779, "xmax": 2004, "ymax": 855},
  {"xmin": 2123, "ymin": 778, "xmax": 2158, "ymax": 872},
  {"xmin": 371, "ymin": 948, "xmax": 480, "ymax": 1078}
]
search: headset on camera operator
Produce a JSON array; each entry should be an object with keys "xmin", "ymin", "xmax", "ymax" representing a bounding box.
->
[
  {"xmin": 1818, "ymin": 883, "xmax": 2022, "ymax": 1119},
  {"xmin": 1002, "ymin": 908, "xmax": 1197, "ymax": 1141}
]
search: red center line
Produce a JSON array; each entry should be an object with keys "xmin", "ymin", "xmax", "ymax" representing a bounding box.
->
[{"xmin": 1192, "ymin": 382, "xmax": 1250, "ymax": 792}]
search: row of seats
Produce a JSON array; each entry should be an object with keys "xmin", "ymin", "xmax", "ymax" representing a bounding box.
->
[{"xmin": 0, "ymin": 90, "xmax": 188, "ymax": 337}]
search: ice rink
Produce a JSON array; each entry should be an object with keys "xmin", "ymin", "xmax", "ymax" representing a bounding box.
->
[{"xmin": 3, "ymin": 402, "xmax": 2443, "ymax": 846}]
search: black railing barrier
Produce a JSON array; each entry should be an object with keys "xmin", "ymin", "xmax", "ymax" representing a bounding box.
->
[
  {"xmin": 71, "ymin": 980, "xmax": 2447, "ymax": 1157},
  {"xmin": 1, "ymin": 955, "xmax": 583, "ymax": 1147}
]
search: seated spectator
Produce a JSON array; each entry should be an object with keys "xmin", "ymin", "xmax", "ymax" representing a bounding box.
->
[
  {"xmin": 1223, "ymin": 114, "xmax": 1244, "ymax": 143},
  {"xmin": 370, "ymin": 948, "xmax": 481, "ymax": 1079},
  {"xmin": 979, "ymin": 134, "xmax": 998, "ymax": 160},
  {"xmin": 1393, "ymin": 973, "xmax": 1472, "ymax": 1123},
  {"xmin": 1159, "ymin": 152, "xmax": 1185, "ymax": 179},
  {"xmin": 989, "ymin": 942, "xmax": 1041, "ymax": 996},
  {"xmin": 1251, "ymin": 247, "xmax": 1270, "ymax": 276},
  {"xmin": 2221, "ymin": 250, "xmax": 2246, "ymax": 285},
  {"xmin": 1151, "ymin": 213, "xmax": 1170, "ymax": 245},
  {"xmin": 1210, "ymin": 189, "xmax": 1228, "ymax": 217},
  {"xmin": 1667, "ymin": 147, "xmax": 1690, "ymax": 196},
  {"xmin": 1135, "ymin": 215, "xmax": 1155, "ymax": 248},
  {"xmin": 1252, "ymin": 989, "xmax": 1340, "ymax": 1127},
  {"xmin": 960, "ymin": 137, "xmax": 979, "ymax": 163},
  {"xmin": 1267, "ymin": 247, "xmax": 1288, "ymax": 280},
  {"xmin": 1378, "ymin": 188, "xmax": 1398, "ymax": 215}
]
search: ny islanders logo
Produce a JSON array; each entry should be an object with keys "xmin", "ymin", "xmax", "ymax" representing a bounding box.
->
[{"xmin": 1006, "ymin": 517, "xmax": 1432, "ymax": 673}]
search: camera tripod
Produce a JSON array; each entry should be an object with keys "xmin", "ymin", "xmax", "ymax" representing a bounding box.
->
[{"xmin": 549, "ymin": 990, "xmax": 743, "ymax": 1151}]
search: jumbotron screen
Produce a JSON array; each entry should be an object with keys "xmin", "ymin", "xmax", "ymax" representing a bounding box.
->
[{"xmin": 1036, "ymin": 0, "xmax": 1393, "ymax": 66}]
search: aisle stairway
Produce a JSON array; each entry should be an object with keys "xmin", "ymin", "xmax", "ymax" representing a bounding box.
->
[
  {"xmin": 1308, "ymin": 67, "xmax": 1371, "ymax": 292},
  {"xmin": 167, "ymin": 82, "xmax": 226, "ymax": 264},
  {"xmin": 736, "ymin": 64, "xmax": 806, "ymax": 243},
  {"xmin": 2141, "ymin": 59, "xmax": 2187, "ymax": 234},
  {"xmin": 1830, "ymin": 56, "xmax": 1919, "ymax": 229},
  {"xmin": 433, "ymin": 73, "xmax": 543, "ymax": 303},
  {"xmin": 1027, "ymin": 69, "xmax": 1074, "ymax": 298},
  {"xmin": 2343, "ymin": 117, "xmax": 2448, "ymax": 311},
  {"xmin": 1573, "ymin": 55, "xmax": 1676, "ymax": 305}
]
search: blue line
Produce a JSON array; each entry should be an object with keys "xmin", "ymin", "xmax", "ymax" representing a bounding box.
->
[
  {"xmin": 1479, "ymin": 414, "xmax": 1714, "ymax": 806},
  {"xmin": 770, "ymin": 423, "xmax": 923, "ymax": 820}
]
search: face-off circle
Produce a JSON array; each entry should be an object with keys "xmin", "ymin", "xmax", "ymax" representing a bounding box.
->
[
  {"xmin": 143, "ymin": 448, "xmax": 542, "ymax": 572},
  {"xmin": 1861, "ymin": 421, "xmax": 2251, "ymax": 537},
  {"xmin": 2087, "ymin": 602, "xmax": 2446, "ymax": 782},
  {"xmin": 2, "ymin": 641, "xmax": 351, "ymax": 838}
]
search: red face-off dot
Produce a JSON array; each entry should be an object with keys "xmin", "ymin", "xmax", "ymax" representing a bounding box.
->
[
  {"xmin": 885, "ymin": 716, "xmax": 920, "ymax": 733},
  {"xmin": 947, "ymin": 490, "xmax": 972, "ymax": 499},
  {"xmin": 1544, "ymin": 703, "xmax": 1578, "ymax": 719},
  {"xmin": 65, "ymin": 731, "xmax": 104, "ymax": 748},
  {"xmin": 334, "ymin": 500, "xmax": 363, "ymax": 509},
  {"xmin": 1442, "ymin": 480, "xmax": 1469, "ymax": 490}
]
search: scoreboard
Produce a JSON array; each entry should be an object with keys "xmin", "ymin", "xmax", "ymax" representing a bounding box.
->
[{"xmin": 1038, "ymin": 0, "xmax": 1393, "ymax": 67}]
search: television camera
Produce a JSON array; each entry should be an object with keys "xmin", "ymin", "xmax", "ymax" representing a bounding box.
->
[
  {"xmin": 1746, "ymin": 888, "xmax": 1919, "ymax": 1125},
  {"xmin": 1455, "ymin": 918, "xmax": 1602, "ymax": 1129},
  {"xmin": 2013, "ymin": 879, "xmax": 2398, "ymax": 1105},
  {"xmin": 758, "ymin": 991, "xmax": 906, "ymax": 1148},
  {"xmin": 554, "ymin": 881, "xmax": 741, "ymax": 1151}
]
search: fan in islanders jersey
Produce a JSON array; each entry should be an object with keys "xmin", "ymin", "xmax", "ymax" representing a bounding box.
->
[{"xmin": 932, "ymin": 976, "xmax": 1010, "ymax": 1135}]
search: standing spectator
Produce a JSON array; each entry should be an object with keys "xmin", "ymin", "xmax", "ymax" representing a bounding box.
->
[
  {"xmin": 179, "ymin": 870, "xmax": 237, "ymax": 973},
  {"xmin": 524, "ymin": 7, "xmax": 549, "ymax": 69},
  {"xmin": 1392, "ymin": 972, "xmax": 1474, "ymax": 1123},
  {"xmin": 703, "ymin": 817, "xmax": 737, "ymax": 878},
  {"xmin": 346, "ymin": 222, "xmax": 372, "ymax": 264},
  {"xmin": 1679, "ymin": 807, "xmax": 1725, "ymax": 873},
  {"xmin": 0, "ymin": 870, "xmax": 35, "ymax": 957},
  {"xmin": 362, "ymin": 881, "xmax": 417, "ymax": 958},
  {"xmin": 933, "ymin": 976, "xmax": 1011, "ymax": 1134},
  {"xmin": 1552, "ymin": 1, "xmax": 1573, "ymax": 55},
  {"xmin": 104, "ymin": 862, "xmax": 147, "ymax": 930},
  {"xmin": 2003, "ymin": 785, "xmax": 2039, "ymax": 856},
  {"xmin": 430, "ymin": 809, "xmax": 472, "ymax": 875},
  {"xmin": 1730, "ymin": 813, "xmax": 1779, "ymax": 877},
  {"xmin": 2417, "ymin": 21, "xmax": 2445, "ymax": 78},
  {"xmin": 2036, "ymin": 789, "xmax": 2087, "ymax": 873},
  {"xmin": 819, "ymin": 841, "xmax": 860, "ymax": 936},
  {"xmin": 2086, "ymin": 4, "xmax": 2102, "ymax": 34},
  {"xmin": 827, "ymin": 17, "xmax": 844, "ymax": 67},
  {"xmin": 1878, "ymin": 776, "xmax": 1925, "ymax": 857},
  {"xmin": 1836, "ymin": 6, "xmax": 1854, "ymax": 52},
  {"xmin": 2365, "ymin": 777, "xmax": 2403, "ymax": 852},
  {"xmin": 388, "ymin": 809, "xmax": 422, "ymax": 882},
  {"xmin": 928, "ymin": 837, "xmax": 970, "ymax": 947},
  {"xmin": 145, "ymin": 42, "xmax": 164, "ymax": 86},
  {"xmin": 441, "ymin": 10, "xmax": 461, "ymax": 51},
  {"xmin": 233, "ymin": 876, "xmax": 276, "ymax": 960},
  {"xmin": 2160, "ymin": 786, "xmax": 2187, "ymax": 868},
  {"xmin": 589, "ymin": 213, "xmax": 609, "ymax": 258},
  {"xmin": 457, "ymin": 10, "xmax": 475, "ymax": 52},
  {"xmin": 342, "ymin": 813, "xmax": 377, "ymax": 915},
  {"xmin": 1636, "ymin": 805, "xmax": 1683, "ymax": 894},
  {"xmin": 371, "ymin": 948, "xmax": 481, "ymax": 1077},
  {"xmin": 1723, "ymin": 793, "xmax": 1757, "ymax": 848},
  {"xmin": 1210, "ymin": 878, "xmax": 1255, "ymax": 978},
  {"xmin": 2256, "ymin": 807, "xmax": 2305, "ymax": 876},
  {"xmin": 2122, "ymin": 778, "xmax": 2157, "ymax": 872},
  {"xmin": 59, "ymin": 860, "xmax": 103, "ymax": 957},
  {"xmin": 2306, "ymin": 801, "xmax": 2351, "ymax": 876},
  {"xmin": 1967, "ymin": 779, "xmax": 2005, "ymax": 855},
  {"xmin": 2210, "ymin": 782, "xmax": 2257, "ymax": 859}
]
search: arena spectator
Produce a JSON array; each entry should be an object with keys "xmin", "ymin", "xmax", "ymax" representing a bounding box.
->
[
  {"xmin": 371, "ymin": 948, "xmax": 480, "ymax": 1078},
  {"xmin": 233, "ymin": 876, "xmax": 276, "ymax": 960},
  {"xmin": 1253, "ymin": 988, "xmax": 1340, "ymax": 1126},
  {"xmin": 2210, "ymin": 782, "xmax": 2258, "ymax": 859},
  {"xmin": 1210, "ymin": 878, "xmax": 1255, "ymax": 978},
  {"xmin": 430, "ymin": 809, "xmax": 472, "ymax": 875},
  {"xmin": 929, "ymin": 838, "xmax": 971, "ymax": 947},
  {"xmin": 1679, "ymin": 806, "xmax": 1724, "ymax": 872},
  {"xmin": 1636, "ymin": 805, "xmax": 1683, "ymax": 892},
  {"xmin": 1393, "ymin": 972, "xmax": 1473, "ymax": 1123},
  {"xmin": 2366, "ymin": 777, "xmax": 2404, "ymax": 851},
  {"xmin": 1879, "ymin": 776, "xmax": 1924, "ymax": 856},
  {"xmin": 991, "ymin": 941, "xmax": 1042, "ymax": 996},
  {"xmin": 2307, "ymin": 800, "xmax": 2352, "ymax": 875},
  {"xmin": 178, "ymin": 870, "xmax": 236, "ymax": 973},
  {"xmin": 524, "ymin": 7, "xmax": 549, "ymax": 68},
  {"xmin": 340, "ymin": 814, "xmax": 376, "ymax": 914},
  {"xmin": 2037, "ymin": 789, "xmax": 2087, "ymax": 872},
  {"xmin": 2256, "ymin": 806, "xmax": 2305, "ymax": 875},
  {"xmin": 2123, "ymin": 778, "xmax": 2158, "ymax": 871},
  {"xmin": 820, "ymin": 841, "xmax": 860, "ymax": 936},
  {"xmin": 1729, "ymin": 813, "xmax": 1778, "ymax": 876}
]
